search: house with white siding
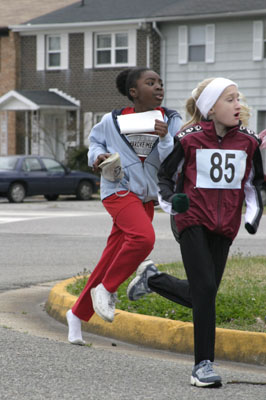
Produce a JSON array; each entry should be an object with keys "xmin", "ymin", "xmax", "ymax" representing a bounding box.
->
[
  {"xmin": 156, "ymin": 3, "xmax": 266, "ymax": 133},
  {"xmin": 4, "ymin": 0, "xmax": 266, "ymax": 158}
]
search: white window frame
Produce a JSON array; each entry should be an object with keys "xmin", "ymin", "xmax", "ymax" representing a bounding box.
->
[
  {"xmin": 188, "ymin": 25, "xmax": 206, "ymax": 62},
  {"xmin": 94, "ymin": 31, "xmax": 129, "ymax": 67},
  {"xmin": 84, "ymin": 29, "xmax": 136, "ymax": 69},
  {"xmin": 46, "ymin": 34, "xmax": 62, "ymax": 70},
  {"xmin": 94, "ymin": 112, "xmax": 105, "ymax": 125},
  {"xmin": 36, "ymin": 33, "xmax": 68, "ymax": 71},
  {"xmin": 178, "ymin": 24, "xmax": 215, "ymax": 64}
]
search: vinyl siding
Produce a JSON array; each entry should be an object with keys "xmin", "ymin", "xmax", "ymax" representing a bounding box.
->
[{"xmin": 160, "ymin": 19, "xmax": 266, "ymax": 132}]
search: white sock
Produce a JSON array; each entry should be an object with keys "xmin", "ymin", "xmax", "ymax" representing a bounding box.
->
[{"xmin": 66, "ymin": 309, "xmax": 85, "ymax": 345}]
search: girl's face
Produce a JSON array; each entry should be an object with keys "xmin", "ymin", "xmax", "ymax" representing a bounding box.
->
[
  {"xmin": 129, "ymin": 70, "xmax": 164, "ymax": 112},
  {"xmin": 209, "ymin": 85, "xmax": 241, "ymax": 127}
]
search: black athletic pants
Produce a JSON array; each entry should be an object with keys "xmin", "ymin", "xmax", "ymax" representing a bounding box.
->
[{"xmin": 148, "ymin": 225, "xmax": 231, "ymax": 365}]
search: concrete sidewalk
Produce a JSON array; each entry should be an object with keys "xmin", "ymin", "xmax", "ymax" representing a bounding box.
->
[{"xmin": 46, "ymin": 277, "xmax": 266, "ymax": 366}]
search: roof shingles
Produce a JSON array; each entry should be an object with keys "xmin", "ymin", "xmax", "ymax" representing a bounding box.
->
[
  {"xmin": 21, "ymin": 0, "xmax": 266, "ymax": 26},
  {"xmin": 17, "ymin": 90, "xmax": 79, "ymax": 108}
]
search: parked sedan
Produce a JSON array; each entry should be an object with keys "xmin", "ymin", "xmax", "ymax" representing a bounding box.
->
[{"xmin": 0, "ymin": 155, "xmax": 100, "ymax": 203}]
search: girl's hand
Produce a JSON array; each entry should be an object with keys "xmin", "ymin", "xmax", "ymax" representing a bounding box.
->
[
  {"xmin": 93, "ymin": 153, "xmax": 111, "ymax": 171},
  {"xmin": 154, "ymin": 119, "xmax": 168, "ymax": 138},
  {"xmin": 172, "ymin": 193, "xmax": 190, "ymax": 213}
]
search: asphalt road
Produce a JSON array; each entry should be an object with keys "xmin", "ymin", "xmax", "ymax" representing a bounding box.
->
[
  {"xmin": 0, "ymin": 196, "xmax": 265, "ymax": 399},
  {"xmin": 0, "ymin": 196, "xmax": 266, "ymax": 291}
]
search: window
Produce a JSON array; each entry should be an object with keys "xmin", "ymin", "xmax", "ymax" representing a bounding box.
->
[
  {"xmin": 189, "ymin": 26, "xmax": 205, "ymax": 62},
  {"xmin": 259, "ymin": 21, "xmax": 266, "ymax": 58},
  {"xmin": 84, "ymin": 29, "xmax": 136, "ymax": 69},
  {"xmin": 94, "ymin": 113, "xmax": 105, "ymax": 125},
  {"xmin": 36, "ymin": 33, "xmax": 68, "ymax": 71},
  {"xmin": 257, "ymin": 111, "xmax": 266, "ymax": 133},
  {"xmin": 42, "ymin": 158, "xmax": 64, "ymax": 173},
  {"xmin": 22, "ymin": 158, "xmax": 43, "ymax": 172},
  {"xmin": 0, "ymin": 156, "xmax": 19, "ymax": 170},
  {"xmin": 95, "ymin": 32, "xmax": 129, "ymax": 67},
  {"xmin": 46, "ymin": 35, "xmax": 61, "ymax": 68},
  {"xmin": 178, "ymin": 24, "xmax": 215, "ymax": 64}
]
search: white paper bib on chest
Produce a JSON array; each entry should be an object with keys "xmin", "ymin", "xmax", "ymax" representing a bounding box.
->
[
  {"xmin": 125, "ymin": 133, "xmax": 158, "ymax": 157},
  {"xmin": 196, "ymin": 149, "xmax": 247, "ymax": 189},
  {"xmin": 117, "ymin": 110, "xmax": 163, "ymax": 133},
  {"xmin": 117, "ymin": 110, "xmax": 163, "ymax": 158}
]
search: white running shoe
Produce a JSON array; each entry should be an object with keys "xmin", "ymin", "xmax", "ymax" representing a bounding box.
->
[
  {"xmin": 127, "ymin": 260, "xmax": 159, "ymax": 301},
  {"xmin": 191, "ymin": 360, "xmax": 222, "ymax": 388},
  {"xmin": 91, "ymin": 283, "xmax": 117, "ymax": 323}
]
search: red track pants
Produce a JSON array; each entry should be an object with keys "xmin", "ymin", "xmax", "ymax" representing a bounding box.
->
[{"xmin": 72, "ymin": 192, "xmax": 155, "ymax": 321}]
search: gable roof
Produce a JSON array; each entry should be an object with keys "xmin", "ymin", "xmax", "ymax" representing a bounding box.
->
[
  {"xmin": 0, "ymin": 90, "xmax": 79, "ymax": 111},
  {"xmin": 12, "ymin": 0, "xmax": 266, "ymax": 28}
]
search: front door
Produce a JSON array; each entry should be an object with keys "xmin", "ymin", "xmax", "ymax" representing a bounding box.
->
[{"xmin": 41, "ymin": 112, "xmax": 66, "ymax": 161}]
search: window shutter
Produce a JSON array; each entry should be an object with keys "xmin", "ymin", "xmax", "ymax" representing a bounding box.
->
[
  {"xmin": 128, "ymin": 29, "xmax": 136, "ymax": 66},
  {"xmin": 205, "ymin": 24, "xmax": 215, "ymax": 63},
  {"xmin": 36, "ymin": 34, "xmax": 45, "ymax": 71},
  {"xmin": 60, "ymin": 33, "xmax": 69, "ymax": 69},
  {"xmin": 253, "ymin": 20, "xmax": 263, "ymax": 61},
  {"xmin": 178, "ymin": 25, "xmax": 188, "ymax": 64},
  {"xmin": 83, "ymin": 112, "xmax": 93, "ymax": 146},
  {"xmin": 84, "ymin": 31, "xmax": 93, "ymax": 69}
]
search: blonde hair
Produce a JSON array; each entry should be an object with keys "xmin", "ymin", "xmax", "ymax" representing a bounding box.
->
[{"xmin": 182, "ymin": 77, "xmax": 251, "ymax": 129}]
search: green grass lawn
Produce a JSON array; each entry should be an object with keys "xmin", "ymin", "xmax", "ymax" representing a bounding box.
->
[{"xmin": 67, "ymin": 253, "xmax": 266, "ymax": 333}]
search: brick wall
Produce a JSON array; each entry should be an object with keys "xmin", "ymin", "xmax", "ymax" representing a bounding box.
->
[
  {"xmin": 20, "ymin": 28, "xmax": 161, "ymax": 113},
  {"xmin": 0, "ymin": 31, "xmax": 20, "ymax": 95},
  {"xmin": 0, "ymin": 31, "xmax": 20, "ymax": 154},
  {"xmin": 20, "ymin": 27, "xmax": 161, "ymax": 145}
]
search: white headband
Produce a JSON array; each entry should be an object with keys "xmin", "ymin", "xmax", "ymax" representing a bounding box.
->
[{"xmin": 195, "ymin": 77, "xmax": 238, "ymax": 118}]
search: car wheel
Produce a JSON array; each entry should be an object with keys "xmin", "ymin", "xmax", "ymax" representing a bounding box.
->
[
  {"xmin": 7, "ymin": 182, "xmax": 26, "ymax": 203},
  {"xmin": 44, "ymin": 194, "xmax": 59, "ymax": 201},
  {"xmin": 76, "ymin": 181, "xmax": 93, "ymax": 200}
]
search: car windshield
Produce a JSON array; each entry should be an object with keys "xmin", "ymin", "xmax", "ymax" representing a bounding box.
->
[{"xmin": 0, "ymin": 156, "xmax": 19, "ymax": 170}]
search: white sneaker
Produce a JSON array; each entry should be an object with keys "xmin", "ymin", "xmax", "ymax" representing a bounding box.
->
[
  {"xmin": 91, "ymin": 283, "xmax": 117, "ymax": 323},
  {"xmin": 66, "ymin": 309, "xmax": 85, "ymax": 345},
  {"xmin": 191, "ymin": 360, "xmax": 222, "ymax": 388},
  {"xmin": 127, "ymin": 260, "xmax": 159, "ymax": 301}
]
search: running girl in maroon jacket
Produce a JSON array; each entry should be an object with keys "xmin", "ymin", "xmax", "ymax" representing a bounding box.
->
[{"xmin": 127, "ymin": 77, "xmax": 264, "ymax": 388}]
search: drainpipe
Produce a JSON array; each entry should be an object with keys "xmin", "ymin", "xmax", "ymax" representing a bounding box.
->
[{"xmin": 152, "ymin": 21, "xmax": 166, "ymax": 88}]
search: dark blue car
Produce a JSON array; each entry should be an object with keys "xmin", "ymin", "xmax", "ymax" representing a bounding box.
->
[{"xmin": 0, "ymin": 155, "xmax": 100, "ymax": 203}]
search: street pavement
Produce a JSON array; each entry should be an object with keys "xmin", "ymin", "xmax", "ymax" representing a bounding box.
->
[
  {"xmin": 0, "ymin": 197, "xmax": 265, "ymax": 399},
  {"xmin": 0, "ymin": 282, "xmax": 266, "ymax": 400}
]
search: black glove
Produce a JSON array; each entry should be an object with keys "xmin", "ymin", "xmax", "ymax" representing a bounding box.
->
[{"xmin": 172, "ymin": 193, "xmax": 189, "ymax": 213}]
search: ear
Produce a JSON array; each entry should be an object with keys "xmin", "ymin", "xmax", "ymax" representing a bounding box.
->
[
  {"xmin": 208, "ymin": 107, "xmax": 215, "ymax": 117},
  {"xmin": 129, "ymin": 87, "xmax": 137, "ymax": 99}
]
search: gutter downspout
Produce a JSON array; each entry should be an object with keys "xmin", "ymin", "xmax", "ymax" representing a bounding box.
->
[{"xmin": 152, "ymin": 21, "xmax": 166, "ymax": 89}]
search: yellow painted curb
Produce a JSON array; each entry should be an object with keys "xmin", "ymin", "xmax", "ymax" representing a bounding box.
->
[{"xmin": 46, "ymin": 277, "xmax": 266, "ymax": 365}]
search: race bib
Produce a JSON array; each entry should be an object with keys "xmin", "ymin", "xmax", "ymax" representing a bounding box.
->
[
  {"xmin": 196, "ymin": 149, "xmax": 247, "ymax": 189},
  {"xmin": 126, "ymin": 133, "xmax": 158, "ymax": 157}
]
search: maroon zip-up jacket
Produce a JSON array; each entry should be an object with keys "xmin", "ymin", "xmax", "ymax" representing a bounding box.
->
[{"xmin": 158, "ymin": 120, "xmax": 263, "ymax": 241}]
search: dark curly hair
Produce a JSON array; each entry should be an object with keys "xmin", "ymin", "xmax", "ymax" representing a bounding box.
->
[{"xmin": 116, "ymin": 67, "xmax": 151, "ymax": 101}]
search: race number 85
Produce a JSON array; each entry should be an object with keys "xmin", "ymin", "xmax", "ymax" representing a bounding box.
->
[
  {"xmin": 210, "ymin": 152, "xmax": 235, "ymax": 183},
  {"xmin": 196, "ymin": 149, "xmax": 247, "ymax": 189}
]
